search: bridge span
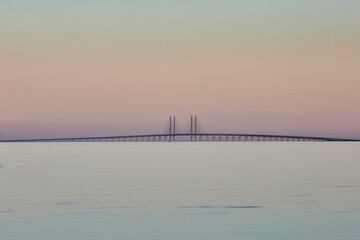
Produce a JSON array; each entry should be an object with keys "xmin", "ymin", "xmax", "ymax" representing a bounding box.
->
[
  {"xmin": 0, "ymin": 133, "xmax": 358, "ymax": 143},
  {"xmin": 1, "ymin": 116, "xmax": 359, "ymax": 142}
]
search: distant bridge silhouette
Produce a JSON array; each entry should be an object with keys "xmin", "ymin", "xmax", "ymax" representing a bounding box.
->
[{"xmin": 1, "ymin": 115, "xmax": 359, "ymax": 142}]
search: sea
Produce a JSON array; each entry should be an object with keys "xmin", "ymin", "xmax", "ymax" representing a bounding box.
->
[{"xmin": 0, "ymin": 142, "xmax": 359, "ymax": 240}]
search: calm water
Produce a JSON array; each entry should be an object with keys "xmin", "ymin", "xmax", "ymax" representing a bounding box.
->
[{"xmin": 0, "ymin": 142, "xmax": 360, "ymax": 239}]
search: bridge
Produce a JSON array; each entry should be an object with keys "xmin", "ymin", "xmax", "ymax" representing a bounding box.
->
[{"xmin": 0, "ymin": 115, "xmax": 359, "ymax": 142}]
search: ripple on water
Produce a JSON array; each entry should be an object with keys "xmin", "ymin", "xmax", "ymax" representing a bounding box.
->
[
  {"xmin": 0, "ymin": 210, "xmax": 12, "ymax": 213},
  {"xmin": 36, "ymin": 202, "xmax": 78, "ymax": 206},
  {"xmin": 328, "ymin": 185, "xmax": 359, "ymax": 188},
  {"xmin": 181, "ymin": 206, "xmax": 263, "ymax": 209},
  {"xmin": 193, "ymin": 212, "xmax": 229, "ymax": 215}
]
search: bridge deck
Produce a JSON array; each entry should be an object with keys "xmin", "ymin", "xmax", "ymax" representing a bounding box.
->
[{"xmin": 1, "ymin": 133, "xmax": 359, "ymax": 142}]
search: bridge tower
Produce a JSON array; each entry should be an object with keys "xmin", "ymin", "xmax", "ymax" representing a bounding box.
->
[
  {"xmin": 190, "ymin": 115, "xmax": 198, "ymax": 141},
  {"xmin": 195, "ymin": 115, "xmax": 197, "ymax": 141},
  {"xmin": 191, "ymin": 115, "xmax": 193, "ymax": 141},
  {"xmin": 173, "ymin": 116, "xmax": 175, "ymax": 141},
  {"xmin": 169, "ymin": 116, "xmax": 171, "ymax": 141},
  {"xmin": 169, "ymin": 116, "xmax": 176, "ymax": 142}
]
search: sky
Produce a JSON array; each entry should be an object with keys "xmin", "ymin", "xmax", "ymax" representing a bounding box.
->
[{"xmin": 1, "ymin": 0, "xmax": 360, "ymax": 139}]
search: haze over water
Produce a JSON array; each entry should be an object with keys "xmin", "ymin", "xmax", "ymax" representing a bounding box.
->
[{"xmin": 0, "ymin": 142, "xmax": 359, "ymax": 239}]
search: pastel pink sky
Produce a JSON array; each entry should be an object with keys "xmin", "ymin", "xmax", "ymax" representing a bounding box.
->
[{"xmin": 1, "ymin": 1, "xmax": 360, "ymax": 139}]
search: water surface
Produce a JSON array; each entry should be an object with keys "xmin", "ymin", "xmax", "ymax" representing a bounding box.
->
[{"xmin": 0, "ymin": 142, "xmax": 359, "ymax": 239}]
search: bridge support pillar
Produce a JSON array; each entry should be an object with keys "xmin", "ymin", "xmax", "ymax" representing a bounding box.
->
[
  {"xmin": 257, "ymin": 136, "xmax": 261, "ymax": 141},
  {"xmin": 219, "ymin": 136, "xmax": 222, "ymax": 141},
  {"xmin": 251, "ymin": 136, "xmax": 255, "ymax": 141},
  {"xmin": 226, "ymin": 136, "xmax": 229, "ymax": 141}
]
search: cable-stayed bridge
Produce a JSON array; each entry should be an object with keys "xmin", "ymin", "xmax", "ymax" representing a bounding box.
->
[{"xmin": 1, "ymin": 115, "xmax": 359, "ymax": 142}]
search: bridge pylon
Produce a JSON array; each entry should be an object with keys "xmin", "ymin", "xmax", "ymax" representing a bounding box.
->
[
  {"xmin": 169, "ymin": 116, "xmax": 176, "ymax": 142},
  {"xmin": 190, "ymin": 115, "xmax": 198, "ymax": 141}
]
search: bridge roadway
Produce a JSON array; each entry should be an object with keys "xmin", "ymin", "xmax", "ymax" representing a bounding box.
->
[{"xmin": 1, "ymin": 133, "xmax": 359, "ymax": 142}]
